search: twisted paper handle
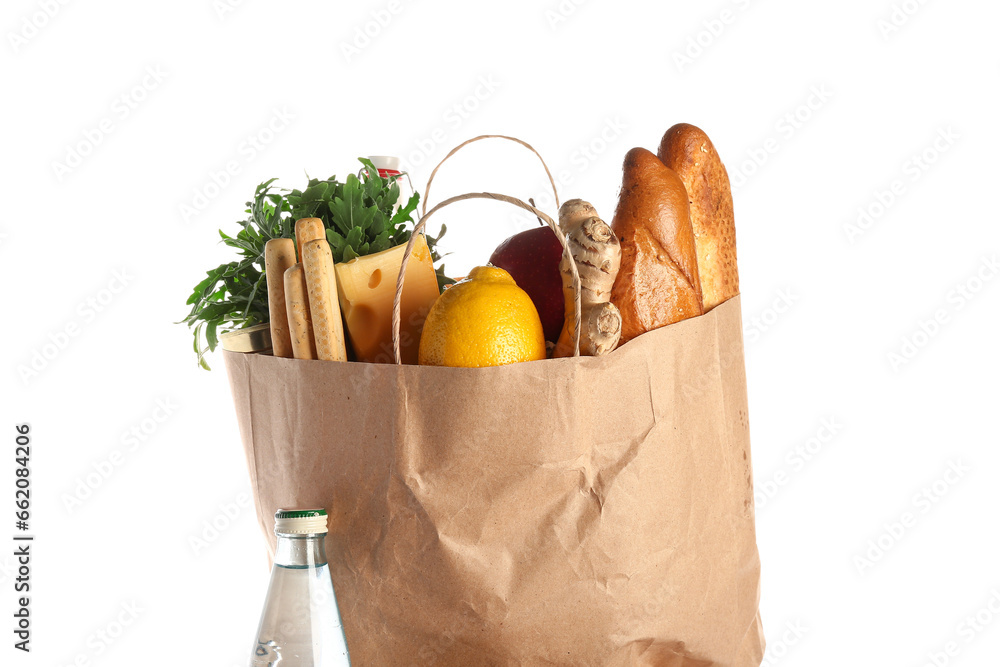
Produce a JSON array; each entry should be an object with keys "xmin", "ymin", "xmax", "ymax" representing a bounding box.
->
[
  {"xmin": 392, "ymin": 192, "xmax": 581, "ymax": 364},
  {"xmin": 421, "ymin": 135, "xmax": 561, "ymax": 217}
]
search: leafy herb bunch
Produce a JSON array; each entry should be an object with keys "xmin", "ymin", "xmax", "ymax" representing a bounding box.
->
[{"xmin": 182, "ymin": 158, "xmax": 448, "ymax": 369}]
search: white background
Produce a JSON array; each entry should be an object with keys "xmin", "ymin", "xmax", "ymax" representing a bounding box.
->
[{"xmin": 2, "ymin": 0, "xmax": 999, "ymax": 665}]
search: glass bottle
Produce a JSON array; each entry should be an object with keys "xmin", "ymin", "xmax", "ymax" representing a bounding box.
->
[
  {"xmin": 250, "ymin": 508, "xmax": 351, "ymax": 666},
  {"xmin": 366, "ymin": 155, "xmax": 415, "ymax": 213}
]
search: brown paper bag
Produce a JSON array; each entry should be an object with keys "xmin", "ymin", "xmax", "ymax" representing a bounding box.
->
[
  {"xmin": 225, "ymin": 141, "xmax": 763, "ymax": 664},
  {"xmin": 224, "ymin": 291, "xmax": 763, "ymax": 665}
]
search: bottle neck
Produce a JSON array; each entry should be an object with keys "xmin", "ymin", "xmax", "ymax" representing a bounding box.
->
[{"xmin": 273, "ymin": 533, "xmax": 328, "ymax": 568}]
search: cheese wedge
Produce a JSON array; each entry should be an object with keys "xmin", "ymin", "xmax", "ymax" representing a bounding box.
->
[{"xmin": 335, "ymin": 235, "xmax": 440, "ymax": 364}]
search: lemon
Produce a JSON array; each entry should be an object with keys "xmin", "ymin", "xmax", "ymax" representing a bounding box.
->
[{"xmin": 418, "ymin": 266, "xmax": 547, "ymax": 367}]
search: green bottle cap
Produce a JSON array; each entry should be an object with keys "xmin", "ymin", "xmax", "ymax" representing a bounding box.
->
[
  {"xmin": 274, "ymin": 508, "xmax": 328, "ymax": 534},
  {"xmin": 274, "ymin": 508, "xmax": 327, "ymax": 520}
]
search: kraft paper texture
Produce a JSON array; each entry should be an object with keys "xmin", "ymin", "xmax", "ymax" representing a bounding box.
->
[{"xmin": 225, "ymin": 296, "xmax": 764, "ymax": 666}]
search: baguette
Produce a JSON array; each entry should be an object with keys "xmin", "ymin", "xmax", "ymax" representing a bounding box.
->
[
  {"xmin": 610, "ymin": 147, "xmax": 703, "ymax": 344},
  {"xmin": 264, "ymin": 238, "xmax": 296, "ymax": 358},
  {"xmin": 658, "ymin": 123, "xmax": 738, "ymax": 310},
  {"xmin": 283, "ymin": 263, "xmax": 317, "ymax": 360},
  {"xmin": 301, "ymin": 238, "xmax": 348, "ymax": 362}
]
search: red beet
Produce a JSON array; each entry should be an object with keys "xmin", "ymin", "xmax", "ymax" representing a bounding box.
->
[{"xmin": 489, "ymin": 226, "xmax": 565, "ymax": 343}]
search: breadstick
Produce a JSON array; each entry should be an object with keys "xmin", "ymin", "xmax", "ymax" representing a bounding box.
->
[
  {"xmin": 301, "ymin": 239, "xmax": 348, "ymax": 362},
  {"xmin": 294, "ymin": 218, "xmax": 325, "ymax": 263},
  {"xmin": 264, "ymin": 238, "xmax": 296, "ymax": 358},
  {"xmin": 283, "ymin": 263, "xmax": 317, "ymax": 360}
]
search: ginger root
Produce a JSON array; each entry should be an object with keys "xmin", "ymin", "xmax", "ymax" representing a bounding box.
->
[{"xmin": 553, "ymin": 199, "xmax": 623, "ymax": 358}]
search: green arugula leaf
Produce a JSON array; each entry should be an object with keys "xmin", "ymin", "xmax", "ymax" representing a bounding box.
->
[
  {"xmin": 389, "ymin": 191, "xmax": 420, "ymax": 230},
  {"xmin": 383, "ymin": 180, "xmax": 401, "ymax": 209},
  {"xmin": 302, "ymin": 180, "xmax": 329, "ymax": 202},
  {"xmin": 345, "ymin": 225, "xmax": 363, "ymax": 250},
  {"xmin": 182, "ymin": 158, "xmax": 450, "ymax": 369},
  {"xmin": 362, "ymin": 170, "xmax": 383, "ymax": 204},
  {"xmin": 369, "ymin": 210, "xmax": 387, "ymax": 236},
  {"xmin": 370, "ymin": 230, "xmax": 391, "ymax": 254},
  {"xmin": 206, "ymin": 321, "xmax": 219, "ymax": 351},
  {"xmin": 326, "ymin": 228, "xmax": 346, "ymax": 246}
]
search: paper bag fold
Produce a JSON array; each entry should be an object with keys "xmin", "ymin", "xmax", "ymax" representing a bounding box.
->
[{"xmin": 225, "ymin": 296, "xmax": 763, "ymax": 666}]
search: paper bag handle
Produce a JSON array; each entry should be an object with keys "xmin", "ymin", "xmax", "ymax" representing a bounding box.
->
[
  {"xmin": 392, "ymin": 192, "xmax": 582, "ymax": 364},
  {"xmin": 421, "ymin": 135, "xmax": 561, "ymax": 218}
]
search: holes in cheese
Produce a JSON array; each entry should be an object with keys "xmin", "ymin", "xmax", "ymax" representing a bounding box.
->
[{"xmin": 335, "ymin": 235, "xmax": 440, "ymax": 365}]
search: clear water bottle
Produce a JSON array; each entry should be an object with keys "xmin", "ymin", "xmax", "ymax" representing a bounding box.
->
[{"xmin": 250, "ymin": 509, "xmax": 351, "ymax": 666}]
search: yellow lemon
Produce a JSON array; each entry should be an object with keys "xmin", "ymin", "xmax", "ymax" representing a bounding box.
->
[{"xmin": 418, "ymin": 266, "xmax": 547, "ymax": 367}]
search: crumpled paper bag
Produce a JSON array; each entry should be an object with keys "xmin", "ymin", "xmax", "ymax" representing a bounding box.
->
[{"xmin": 225, "ymin": 296, "xmax": 764, "ymax": 666}]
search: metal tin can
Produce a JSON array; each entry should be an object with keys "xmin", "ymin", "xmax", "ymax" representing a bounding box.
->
[{"xmin": 219, "ymin": 323, "xmax": 272, "ymax": 354}]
